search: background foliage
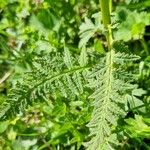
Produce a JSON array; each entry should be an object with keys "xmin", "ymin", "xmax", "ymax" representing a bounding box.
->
[{"xmin": 0, "ymin": 0, "xmax": 150, "ymax": 149}]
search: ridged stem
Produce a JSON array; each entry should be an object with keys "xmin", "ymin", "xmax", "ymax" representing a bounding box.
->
[
  {"xmin": 99, "ymin": 0, "xmax": 113, "ymax": 51},
  {"xmin": 99, "ymin": 0, "xmax": 111, "ymax": 28}
]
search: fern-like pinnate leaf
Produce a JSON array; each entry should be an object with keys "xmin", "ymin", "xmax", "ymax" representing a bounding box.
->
[
  {"xmin": 85, "ymin": 49, "xmax": 140, "ymax": 149},
  {"xmin": 0, "ymin": 48, "xmax": 89, "ymax": 118}
]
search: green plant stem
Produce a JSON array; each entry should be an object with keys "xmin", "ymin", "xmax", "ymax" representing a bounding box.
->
[
  {"xmin": 109, "ymin": 0, "xmax": 112, "ymax": 13},
  {"xmin": 18, "ymin": 133, "xmax": 42, "ymax": 136},
  {"xmin": 99, "ymin": 0, "xmax": 113, "ymax": 51},
  {"xmin": 99, "ymin": 0, "xmax": 111, "ymax": 28}
]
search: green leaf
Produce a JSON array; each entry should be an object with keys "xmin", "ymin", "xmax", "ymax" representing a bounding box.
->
[
  {"xmin": 0, "ymin": 121, "xmax": 9, "ymax": 133},
  {"xmin": 94, "ymin": 39, "xmax": 105, "ymax": 54}
]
